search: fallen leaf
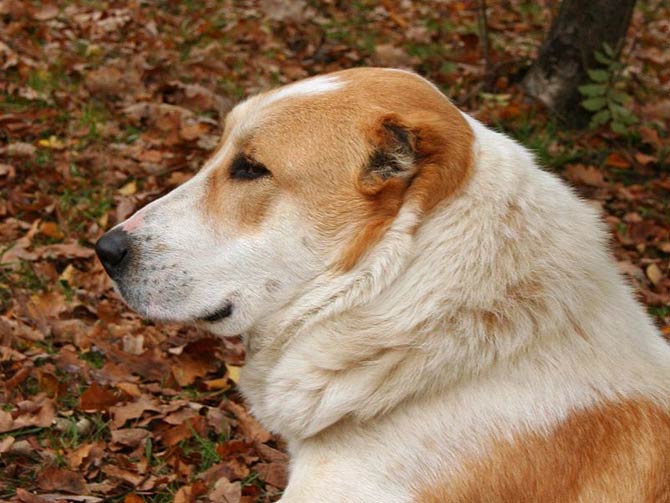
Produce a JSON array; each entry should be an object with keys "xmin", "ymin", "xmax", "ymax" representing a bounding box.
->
[
  {"xmin": 639, "ymin": 125, "xmax": 663, "ymax": 148},
  {"xmin": 256, "ymin": 461, "xmax": 288, "ymax": 488},
  {"xmin": 80, "ymin": 382, "xmax": 125, "ymax": 411},
  {"xmin": 0, "ymin": 163, "xmax": 16, "ymax": 178},
  {"xmin": 171, "ymin": 337, "xmax": 221, "ymax": 386},
  {"xmin": 110, "ymin": 395, "xmax": 161, "ymax": 428},
  {"xmin": 35, "ymin": 242, "xmax": 95, "ymax": 259},
  {"xmin": 208, "ymin": 478, "xmax": 241, "ymax": 503},
  {"xmin": 372, "ymin": 44, "xmax": 416, "ymax": 68},
  {"xmin": 111, "ymin": 428, "xmax": 150, "ymax": 447},
  {"xmin": 174, "ymin": 481, "xmax": 208, "ymax": 503},
  {"xmin": 162, "ymin": 416, "xmax": 206, "ymax": 446},
  {"xmin": 605, "ymin": 152, "xmax": 630, "ymax": 169},
  {"xmin": 37, "ymin": 136, "xmax": 66, "ymax": 150},
  {"xmin": 37, "ymin": 466, "xmax": 88, "ymax": 494},
  {"xmin": 226, "ymin": 364, "xmax": 241, "ymax": 384},
  {"xmin": 67, "ymin": 442, "xmax": 95, "ymax": 469},
  {"xmin": 563, "ymin": 164, "xmax": 607, "ymax": 187},
  {"xmin": 122, "ymin": 334, "xmax": 145, "ymax": 355},
  {"xmin": 634, "ymin": 152, "xmax": 657, "ymax": 166},
  {"xmin": 225, "ymin": 400, "xmax": 271, "ymax": 443},
  {"xmin": 647, "ymin": 263, "xmax": 664, "ymax": 286},
  {"xmin": 15, "ymin": 489, "xmax": 49, "ymax": 503},
  {"xmin": 118, "ymin": 180, "xmax": 137, "ymax": 196},
  {"xmin": 33, "ymin": 5, "xmax": 58, "ymax": 20},
  {"xmin": 0, "ymin": 435, "xmax": 15, "ymax": 453},
  {"xmin": 102, "ymin": 464, "xmax": 144, "ymax": 486}
]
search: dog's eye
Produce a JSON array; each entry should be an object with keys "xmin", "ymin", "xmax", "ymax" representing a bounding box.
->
[{"xmin": 230, "ymin": 154, "xmax": 271, "ymax": 180}]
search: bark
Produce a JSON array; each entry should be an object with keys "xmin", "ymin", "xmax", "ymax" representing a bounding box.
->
[{"xmin": 522, "ymin": 0, "xmax": 637, "ymax": 126}]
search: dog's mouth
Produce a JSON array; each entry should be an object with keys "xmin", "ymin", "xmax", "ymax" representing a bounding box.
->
[{"xmin": 199, "ymin": 302, "xmax": 234, "ymax": 323}]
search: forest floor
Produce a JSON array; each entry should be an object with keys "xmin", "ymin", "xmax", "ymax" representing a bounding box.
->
[{"xmin": 0, "ymin": 0, "xmax": 669, "ymax": 502}]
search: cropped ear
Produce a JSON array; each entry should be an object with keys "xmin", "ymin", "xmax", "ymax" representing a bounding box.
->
[{"xmin": 360, "ymin": 116, "xmax": 418, "ymax": 194}]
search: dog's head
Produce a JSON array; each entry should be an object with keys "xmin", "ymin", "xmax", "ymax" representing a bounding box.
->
[{"xmin": 95, "ymin": 68, "xmax": 473, "ymax": 336}]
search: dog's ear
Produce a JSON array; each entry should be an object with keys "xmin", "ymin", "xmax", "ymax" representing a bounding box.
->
[
  {"xmin": 360, "ymin": 110, "xmax": 473, "ymax": 213},
  {"xmin": 359, "ymin": 116, "xmax": 418, "ymax": 194}
]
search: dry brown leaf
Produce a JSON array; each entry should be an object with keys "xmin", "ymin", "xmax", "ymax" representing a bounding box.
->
[
  {"xmin": 37, "ymin": 466, "xmax": 88, "ymax": 494},
  {"xmin": 163, "ymin": 406, "xmax": 198, "ymax": 425},
  {"xmin": 372, "ymin": 44, "xmax": 416, "ymax": 68},
  {"xmin": 115, "ymin": 382, "xmax": 143, "ymax": 397},
  {"xmin": 162, "ymin": 416, "xmax": 206, "ymax": 447},
  {"xmin": 256, "ymin": 461, "xmax": 288, "ymax": 488},
  {"xmin": 202, "ymin": 459, "xmax": 250, "ymax": 483},
  {"xmin": 563, "ymin": 164, "xmax": 607, "ymax": 187},
  {"xmin": 40, "ymin": 221, "xmax": 63, "ymax": 239},
  {"xmin": 111, "ymin": 428, "xmax": 150, "ymax": 447},
  {"xmin": 647, "ymin": 263, "xmax": 664, "ymax": 286},
  {"xmin": 635, "ymin": 152, "xmax": 657, "ymax": 166},
  {"xmin": 102, "ymin": 464, "xmax": 144, "ymax": 486},
  {"xmin": 35, "ymin": 242, "xmax": 95, "ymax": 260},
  {"xmin": 639, "ymin": 126, "xmax": 663, "ymax": 148},
  {"xmin": 174, "ymin": 481, "xmax": 208, "ymax": 503},
  {"xmin": 27, "ymin": 291, "xmax": 67, "ymax": 321},
  {"xmin": 0, "ymin": 162, "xmax": 16, "ymax": 178},
  {"xmin": 118, "ymin": 180, "xmax": 138, "ymax": 196},
  {"xmin": 204, "ymin": 377, "xmax": 230, "ymax": 391},
  {"xmin": 171, "ymin": 337, "xmax": 221, "ymax": 386},
  {"xmin": 110, "ymin": 395, "xmax": 162, "ymax": 428},
  {"xmin": 79, "ymin": 382, "xmax": 125, "ymax": 411},
  {"xmin": 15, "ymin": 489, "xmax": 49, "ymax": 503},
  {"xmin": 9, "ymin": 395, "xmax": 56, "ymax": 431},
  {"xmin": 605, "ymin": 152, "xmax": 631, "ymax": 169},
  {"xmin": 225, "ymin": 400, "xmax": 271, "ymax": 443},
  {"xmin": 67, "ymin": 442, "xmax": 95, "ymax": 469},
  {"xmin": 179, "ymin": 121, "xmax": 210, "ymax": 141},
  {"xmin": 209, "ymin": 478, "xmax": 241, "ymax": 503},
  {"xmin": 0, "ymin": 435, "xmax": 15, "ymax": 453},
  {"xmin": 226, "ymin": 364, "xmax": 241, "ymax": 384},
  {"xmin": 256, "ymin": 443, "xmax": 289, "ymax": 463},
  {"xmin": 122, "ymin": 334, "xmax": 145, "ymax": 355},
  {"xmin": 85, "ymin": 66, "xmax": 124, "ymax": 96}
]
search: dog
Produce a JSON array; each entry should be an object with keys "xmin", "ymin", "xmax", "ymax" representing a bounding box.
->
[{"xmin": 96, "ymin": 68, "xmax": 670, "ymax": 502}]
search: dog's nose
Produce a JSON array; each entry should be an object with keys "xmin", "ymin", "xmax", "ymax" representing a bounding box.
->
[{"xmin": 95, "ymin": 228, "xmax": 130, "ymax": 276}]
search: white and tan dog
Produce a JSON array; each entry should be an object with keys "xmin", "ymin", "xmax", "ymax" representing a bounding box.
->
[{"xmin": 96, "ymin": 68, "xmax": 670, "ymax": 502}]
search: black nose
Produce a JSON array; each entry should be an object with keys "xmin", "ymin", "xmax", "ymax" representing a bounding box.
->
[{"xmin": 95, "ymin": 228, "xmax": 130, "ymax": 277}]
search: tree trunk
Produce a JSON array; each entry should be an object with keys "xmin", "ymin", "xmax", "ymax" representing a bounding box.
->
[{"xmin": 522, "ymin": 0, "xmax": 636, "ymax": 126}]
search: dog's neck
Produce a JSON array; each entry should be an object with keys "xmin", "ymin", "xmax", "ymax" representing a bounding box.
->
[{"xmin": 239, "ymin": 116, "xmax": 669, "ymax": 443}]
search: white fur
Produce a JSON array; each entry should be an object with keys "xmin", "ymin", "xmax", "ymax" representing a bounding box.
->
[
  {"xmin": 241, "ymin": 112, "xmax": 670, "ymax": 501},
  {"xmin": 262, "ymin": 75, "xmax": 344, "ymax": 106},
  {"xmin": 111, "ymin": 71, "xmax": 670, "ymax": 502}
]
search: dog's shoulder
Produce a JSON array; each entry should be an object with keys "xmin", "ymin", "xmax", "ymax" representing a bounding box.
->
[{"xmin": 417, "ymin": 398, "xmax": 670, "ymax": 503}]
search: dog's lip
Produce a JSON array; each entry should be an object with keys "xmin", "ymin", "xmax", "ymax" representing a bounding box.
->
[{"xmin": 199, "ymin": 302, "xmax": 234, "ymax": 323}]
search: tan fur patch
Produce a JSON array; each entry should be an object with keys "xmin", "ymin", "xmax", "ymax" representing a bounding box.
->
[
  {"xmin": 330, "ymin": 70, "xmax": 474, "ymax": 271},
  {"xmin": 204, "ymin": 149, "xmax": 278, "ymax": 232},
  {"xmin": 416, "ymin": 399, "xmax": 670, "ymax": 503},
  {"xmin": 200, "ymin": 68, "xmax": 473, "ymax": 265}
]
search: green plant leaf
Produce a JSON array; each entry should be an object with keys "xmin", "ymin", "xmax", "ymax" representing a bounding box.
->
[
  {"xmin": 609, "ymin": 103, "xmax": 638, "ymax": 124},
  {"xmin": 579, "ymin": 83, "xmax": 607, "ymax": 97},
  {"xmin": 587, "ymin": 69, "xmax": 610, "ymax": 83},
  {"xmin": 610, "ymin": 90, "xmax": 630, "ymax": 104},
  {"xmin": 594, "ymin": 51, "xmax": 613, "ymax": 65},
  {"xmin": 582, "ymin": 96, "xmax": 607, "ymax": 111},
  {"xmin": 590, "ymin": 108, "xmax": 611, "ymax": 127},
  {"xmin": 603, "ymin": 42, "xmax": 615, "ymax": 58},
  {"xmin": 611, "ymin": 121, "xmax": 627, "ymax": 135}
]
